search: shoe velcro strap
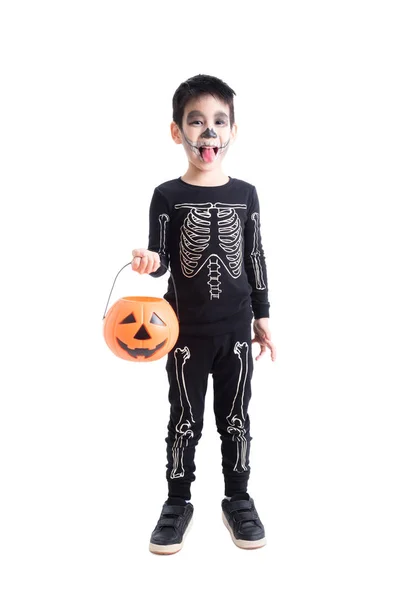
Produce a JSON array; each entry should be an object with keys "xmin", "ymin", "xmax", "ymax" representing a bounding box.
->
[
  {"xmin": 234, "ymin": 512, "xmax": 257, "ymax": 523},
  {"xmin": 162, "ymin": 505, "xmax": 185, "ymax": 515},
  {"xmin": 228, "ymin": 500, "xmax": 252, "ymax": 511},
  {"xmin": 158, "ymin": 517, "xmax": 179, "ymax": 527}
]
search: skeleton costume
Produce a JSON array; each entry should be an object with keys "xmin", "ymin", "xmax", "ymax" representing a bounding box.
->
[{"xmin": 148, "ymin": 176, "xmax": 270, "ymax": 500}]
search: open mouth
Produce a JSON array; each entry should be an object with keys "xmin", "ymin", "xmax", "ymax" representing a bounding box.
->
[{"xmin": 199, "ymin": 145, "xmax": 219, "ymax": 162}]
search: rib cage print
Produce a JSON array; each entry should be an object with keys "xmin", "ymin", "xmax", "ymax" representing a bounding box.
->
[{"xmin": 175, "ymin": 202, "xmax": 247, "ymax": 299}]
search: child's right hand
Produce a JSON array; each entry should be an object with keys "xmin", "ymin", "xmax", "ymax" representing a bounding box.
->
[{"xmin": 131, "ymin": 249, "xmax": 161, "ymax": 274}]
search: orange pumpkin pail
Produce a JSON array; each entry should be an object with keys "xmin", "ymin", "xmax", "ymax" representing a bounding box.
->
[{"xmin": 103, "ymin": 263, "xmax": 179, "ymax": 362}]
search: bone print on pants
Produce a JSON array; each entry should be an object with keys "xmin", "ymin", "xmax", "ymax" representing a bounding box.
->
[{"xmin": 165, "ymin": 323, "xmax": 254, "ymax": 500}]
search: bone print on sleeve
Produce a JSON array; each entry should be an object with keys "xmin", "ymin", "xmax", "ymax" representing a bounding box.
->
[
  {"xmin": 244, "ymin": 186, "xmax": 270, "ymax": 318},
  {"xmin": 147, "ymin": 188, "xmax": 170, "ymax": 278}
]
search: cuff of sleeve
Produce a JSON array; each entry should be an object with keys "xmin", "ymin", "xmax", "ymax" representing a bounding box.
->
[
  {"xmin": 148, "ymin": 253, "xmax": 168, "ymax": 278},
  {"xmin": 149, "ymin": 264, "xmax": 168, "ymax": 278},
  {"xmin": 149, "ymin": 248, "xmax": 168, "ymax": 277},
  {"xmin": 253, "ymin": 304, "xmax": 270, "ymax": 319}
]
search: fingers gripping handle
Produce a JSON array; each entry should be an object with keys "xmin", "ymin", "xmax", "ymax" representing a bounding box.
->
[{"xmin": 102, "ymin": 262, "xmax": 179, "ymax": 321}]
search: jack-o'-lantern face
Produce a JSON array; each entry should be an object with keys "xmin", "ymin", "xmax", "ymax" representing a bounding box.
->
[
  {"xmin": 116, "ymin": 310, "xmax": 167, "ymax": 359},
  {"xmin": 103, "ymin": 296, "xmax": 179, "ymax": 362}
]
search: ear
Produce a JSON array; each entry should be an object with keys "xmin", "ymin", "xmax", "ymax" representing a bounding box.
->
[
  {"xmin": 230, "ymin": 122, "xmax": 238, "ymax": 143},
  {"xmin": 170, "ymin": 121, "xmax": 182, "ymax": 145}
]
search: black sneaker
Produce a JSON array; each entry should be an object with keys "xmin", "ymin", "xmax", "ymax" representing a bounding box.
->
[
  {"xmin": 149, "ymin": 498, "xmax": 194, "ymax": 555},
  {"xmin": 222, "ymin": 493, "xmax": 266, "ymax": 549}
]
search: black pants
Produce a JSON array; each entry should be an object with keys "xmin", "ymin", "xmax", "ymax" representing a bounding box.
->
[{"xmin": 164, "ymin": 322, "xmax": 254, "ymax": 500}]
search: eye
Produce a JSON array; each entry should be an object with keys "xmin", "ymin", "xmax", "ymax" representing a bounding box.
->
[
  {"xmin": 150, "ymin": 312, "xmax": 166, "ymax": 326},
  {"xmin": 119, "ymin": 313, "xmax": 136, "ymax": 324},
  {"xmin": 190, "ymin": 120, "xmax": 226, "ymax": 126}
]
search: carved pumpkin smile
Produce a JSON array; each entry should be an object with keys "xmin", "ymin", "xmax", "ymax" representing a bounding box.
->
[{"xmin": 116, "ymin": 338, "xmax": 167, "ymax": 359}]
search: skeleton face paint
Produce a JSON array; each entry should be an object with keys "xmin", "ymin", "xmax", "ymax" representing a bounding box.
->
[
  {"xmin": 182, "ymin": 129, "xmax": 231, "ymax": 163},
  {"xmin": 180, "ymin": 95, "xmax": 233, "ymax": 165},
  {"xmin": 201, "ymin": 127, "xmax": 218, "ymax": 139}
]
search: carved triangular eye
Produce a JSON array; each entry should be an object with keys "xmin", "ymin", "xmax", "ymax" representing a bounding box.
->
[
  {"xmin": 150, "ymin": 312, "xmax": 166, "ymax": 326},
  {"xmin": 119, "ymin": 313, "xmax": 136, "ymax": 324}
]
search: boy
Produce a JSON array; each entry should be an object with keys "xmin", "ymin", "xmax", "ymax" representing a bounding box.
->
[{"xmin": 132, "ymin": 74, "xmax": 276, "ymax": 554}]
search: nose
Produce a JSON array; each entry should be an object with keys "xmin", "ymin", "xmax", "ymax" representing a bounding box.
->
[
  {"xmin": 201, "ymin": 128, "xmax": 217, "ymax": 139},
  {"xmin": 134, "ymin": 324, "xmax": 151, "ymax": 340}
]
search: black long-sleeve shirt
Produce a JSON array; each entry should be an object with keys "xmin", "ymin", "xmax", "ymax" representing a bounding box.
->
[{"xmin": 147, "ymin": 176, "xmax": 270, "ymax": 335}]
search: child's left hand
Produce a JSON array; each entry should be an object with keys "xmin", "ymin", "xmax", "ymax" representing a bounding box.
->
[{"xmin": 252, "ymin": 318, "xmax": 276, "ymax": 362}]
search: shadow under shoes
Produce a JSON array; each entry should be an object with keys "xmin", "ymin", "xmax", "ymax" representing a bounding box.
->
[
  {"xmin": 222, "ymin": 493, "xmax": 266, "ymax": 549},
  {"xmin": 149, "ymin": 498, "xmax": 194, "ymax": 555}
]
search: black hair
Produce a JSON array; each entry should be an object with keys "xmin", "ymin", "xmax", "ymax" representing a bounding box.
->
[{"xmin": 172, "ymin": 74, "xmax": 236, "ymax": 131}]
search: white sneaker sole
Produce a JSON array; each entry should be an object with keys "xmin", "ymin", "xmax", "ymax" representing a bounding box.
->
[
  {"xmin": 149, "ymin": 517, "xmax": 193, "ymax": 555},
  {"xmin": 222, "ymin": 512, "xmax": 266, "ymax": 549}
]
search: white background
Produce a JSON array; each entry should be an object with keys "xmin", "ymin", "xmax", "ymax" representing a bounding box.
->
[{"xmin": 1, "ymin": 1, "xmax": 399, "ymax": 598}]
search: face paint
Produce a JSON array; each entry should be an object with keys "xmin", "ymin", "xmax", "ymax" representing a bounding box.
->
[
  {"xmin": 200, "ymin": 128, "xmax": 218, "ymax": 139},
  {"xmin": 182, "ymin": 129, "xmax": 231, "ymax": 163}
]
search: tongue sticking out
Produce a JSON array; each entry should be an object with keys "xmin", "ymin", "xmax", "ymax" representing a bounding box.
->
[{"xmin": 201, "ymin": 147, "xmax": 217, "ymax": 163}]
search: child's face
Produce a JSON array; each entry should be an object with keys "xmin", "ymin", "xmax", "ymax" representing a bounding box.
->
[{"xmin": 171, "ymin": 94, "xmax": 237, "ymax": 171}]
